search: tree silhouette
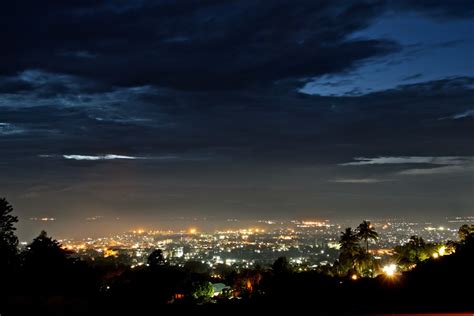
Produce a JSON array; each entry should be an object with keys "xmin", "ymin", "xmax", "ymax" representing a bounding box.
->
[
  {"xmin": 337, "ymin": 227, "xmax": 361, "ymax": 275},
  {"xmin": 272, "ymin": 256, "xmax": 292, "ymax": 274},
  {"xmin": 354, "ymin": 248, "xmax": 374, "ymax": 277},
  {"xmin": 0, "ymin": 197, "xmax": 19, "ymax": 270},
  {"xmin": 356, "ymin": 220, "xmax": 378, "ymax": 254},
  {"xmin": 22, "ymin": 230, "xmax": 70, "ymax": 269},
  {"xmin": 213, "ymin": 263, "xmax": 237, "ymax": 285},
  {"xmin": 408, "ymin": 235, "xmax": 426, "ymax": 262},
  {"xmin": 394, "ymin": 235, "xmax": 439, "ymax": 269},
  {"xmin": 184, "ymin": 260, "xmax": 211, "ymax": 274},
  {"xmin": 147, "ymin": 249, "xmax": 165, "ymax": 267},
  {"xmin": 21, "ymin": 230, "xmax": 99, "ymax": 296},
  {"xmin": 339, "ymin": 227, "xmax": 360, "ymax": 257},
  {"xmin": 459, "ymin": 224, "xmax": 474, "ymax": 241}
]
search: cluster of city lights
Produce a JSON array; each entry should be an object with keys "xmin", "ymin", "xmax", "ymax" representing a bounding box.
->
[
  {"xmin": 29, "ymin": 217, "xmax": 56, "ymax": 221},
  {"xmin": 53, "ymin": 219, "xmax": 461, "ymax": 276}
]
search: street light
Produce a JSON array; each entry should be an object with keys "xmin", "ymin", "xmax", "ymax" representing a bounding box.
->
[{"xmin": 382, "ymin": 264, "xmax": 397, "ymax": 277}]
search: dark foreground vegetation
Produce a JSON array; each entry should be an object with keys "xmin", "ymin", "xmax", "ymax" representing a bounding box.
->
[{"xmin": 1, "ymin": 197, "xmax": 473, "ymax": 315}]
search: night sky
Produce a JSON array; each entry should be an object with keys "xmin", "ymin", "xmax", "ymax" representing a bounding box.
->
[{"xmin": 1, "ymin": 1, "xmax": 473, "ymax": 238}]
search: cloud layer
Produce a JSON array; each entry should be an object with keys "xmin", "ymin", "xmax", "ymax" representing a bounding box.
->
[
  {"xmin": 62, "ymin": 154, "xmax": 140, "ymax": 161},
  {"xmin": 341, "ymin": 156, "xmax": 474, "ymax": 166}
]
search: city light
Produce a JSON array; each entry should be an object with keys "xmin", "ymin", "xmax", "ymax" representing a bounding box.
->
[
  {"xmin": 438, "ymin": 246, "xmax": 446, "ymax": 256},
  {"xmin": 56, "ymin": 218, "xmax": 461, "ymax": 278},
  {"xmin": 382, "ymin": 264, "xmax": 397, "ymax": 277},
  {"xmin": 104, "ymin": 248, "xmax": 119, "ymax": 258}
]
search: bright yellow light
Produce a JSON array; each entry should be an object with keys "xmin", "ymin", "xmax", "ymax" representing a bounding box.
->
[
  {"xmin": 104, "ymin": 248, "xmax": 119, "ymax": 258},
  {"xmin": 432, "ymin": 252, "xmax": 439, "ymax": 259},
  {"xmin": 382, "ymin": 264, "xmax": 397, "ymax": 277},
  {"xmin": 351, "ymin": 274, "xmax": 358, "ymax": 280},
  {"xmin": 189, "ymin": 228, "xmax": 197, "ymax": 234},
  {"xmin": 438, "ymin": 246, "xmax": 446, "ymax": 256}
]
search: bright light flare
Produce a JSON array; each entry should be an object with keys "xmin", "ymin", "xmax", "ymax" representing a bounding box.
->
[
  {"xmin": 438, "ymin": 246, "xmax": 446, "ymax": 256},
  {"xmin": 189, "ymin": 228, "xmax": 197, "ymax": 234},
  {"xmin": 351, "ymin": 274, "xmax": 358, "ymax": 280},
  {"xmin": 382, "ymin": 264, "xmax": 397, "ymax": 277}
]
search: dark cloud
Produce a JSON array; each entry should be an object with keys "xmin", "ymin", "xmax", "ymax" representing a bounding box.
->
[
  {"xmin": 371, "ymin": 76, "xmax": 474, "ymax": 96},
  {"xmin": 390, "ymin": 0, "xmax": 474, "ymax": 20},
  {"xmin": 1, "ymin": 0, "xmax": 398, "ymax": 90},
  {"xmin": 0, "ymin": 76, "xmax": 34, "ymax": 93},
  {"xmin": 2, "ymin": 1, "xmax": 472, "ymax": 92},
  {"xmin": 2, "ymin": 75, "xmax": 473, "ymax": 165},
  {"xmin": 402, "ymin": 73, "xmax": 423, "ymax": 81}
]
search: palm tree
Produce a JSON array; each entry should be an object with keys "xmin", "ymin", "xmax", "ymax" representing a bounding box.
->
[
  {"xmin": 354, "ymin": 248, "xmax": 372, "ymax": 277},
  {"xmin": 339, "ymin": 227, "xmax": 360, "ymax": 257},
  {"xmin": 356, "ymin": 220, "xmax": 378, "ymax": 254},
  {"xmin": 338, "ymin": 228, "xmax": 361, "ymax": 275}
]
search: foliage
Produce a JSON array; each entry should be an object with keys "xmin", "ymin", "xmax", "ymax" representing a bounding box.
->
[
  {"xmin": 272, "ymin": 256, "xmax": 292, "ymax": 274},
  {"xmin": 336, "ymin": 227, "xmax": 360, "ymax": 276},
  {"xmin": 19, "ymin": 230, "xmax": 98, "ymax": 296},
  {"xmin": 459, "ymin": 224, "xmax": 474, "ymax": 241},
  {"xmin": 213, "ymin": 263, "xmax": 237, "ymax": 284},
  {"xmin": 339, "ymin": 227, "xmax": 360, "ymax": 257},
  {"xmin": 147, "ymin": 249, "xmax": 166, "ymax": 267},
  {"xmin": 393, "ymin": 235, "xmax": 438, "ymax": 268},
  {"xmin": 354, "ymin": 248, "xmax": 375, "ymax": 277},
  {"xmin": 356, "ymin": 220, "xmax": 379, "ymax": 254},
  {"xmin": 191, "ymin": 281, "xmax": 214, "ymax": 301},
  {"xmin": 336, "ymin": 223, "xmax": 379, "ymax": 277},
  {"xmin": 184, "ymin": 260, "xmax": 211, "ymax": 274},
  {"xmin": 22, "ymin": 230, "xmax": 70, "ymax": 268},
  {"xmin": 0, "ymin": 197, "xmax": 19, "ymax": 269}
]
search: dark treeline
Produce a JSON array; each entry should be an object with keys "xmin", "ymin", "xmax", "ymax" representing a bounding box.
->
[{"xmin": 1, "ymin": 197, "xmax": 474, "ymax": 315}]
